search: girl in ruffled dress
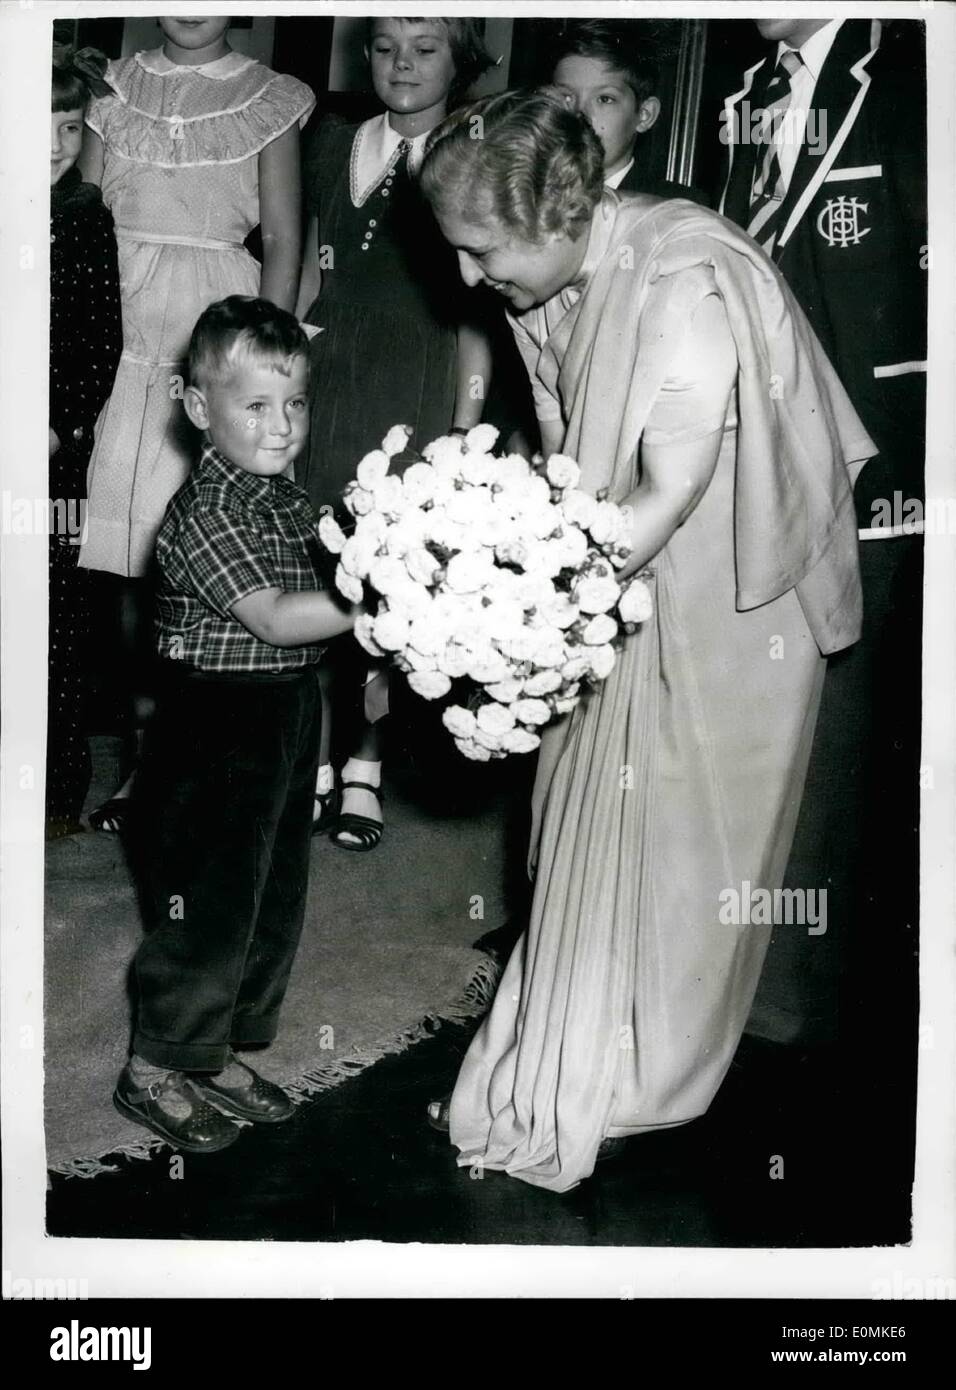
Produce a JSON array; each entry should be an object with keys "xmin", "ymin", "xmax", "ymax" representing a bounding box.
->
[{"xmin": 78, "ymin": 14, "xmax": 314, "ymax": 830}]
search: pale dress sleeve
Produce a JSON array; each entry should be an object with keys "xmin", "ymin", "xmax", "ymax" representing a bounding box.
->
[
  {"xmin": 508, "ymin": 311, "xmax": 563, "ymax": 425},
  {"xmin": 642, "ymin": 291, "xmax": 738, "ymax": 447}
]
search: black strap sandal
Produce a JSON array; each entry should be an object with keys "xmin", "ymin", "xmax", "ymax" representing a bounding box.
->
[
  {"xmin": 311, "ymin": 784, "xmax": 340, "ymax": 837},
  {"xmin": 331, "ymin": 780, "xmax": 384, "ymax": 853},
  {"xmin": 88, "ymin": 796, "xmax": 131, "ymax": 834}
]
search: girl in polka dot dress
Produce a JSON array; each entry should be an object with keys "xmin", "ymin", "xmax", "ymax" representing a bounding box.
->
[
  {"xmin": 295, "ymin": 16, "xmax": 494, "ymax": 850},
  {"xmin": 47, "ymin": 45, "xmax": 123, "ymax": 839},
  {"xmin": 77, "ymin": 15, "xmax": 314, "ymax": 831}
]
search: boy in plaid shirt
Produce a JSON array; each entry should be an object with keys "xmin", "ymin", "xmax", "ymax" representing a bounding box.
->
[{"xmin": 115, "ymin": 296, "xmax": 359, "ymax": 1153}]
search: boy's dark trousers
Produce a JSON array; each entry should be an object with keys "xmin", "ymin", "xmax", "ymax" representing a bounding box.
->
[{"xmin": 131, "ymin": 663, "xmax": 321, "ymax": 1072}]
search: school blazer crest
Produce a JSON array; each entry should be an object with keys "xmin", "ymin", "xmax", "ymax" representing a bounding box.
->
[{"xmin": 719, "ymin": 18, "xmax": 928, "ymax": 519}]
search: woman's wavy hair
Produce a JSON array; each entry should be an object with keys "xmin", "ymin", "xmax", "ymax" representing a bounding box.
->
[
  {"xmin": 420, "ymin": 87, "xmax": 606, "ymax": 243},
  {"xmin": 365, "ymin": 17, "xmax": 496, "ymax": 108},
  {"xmin": 52, "ymin": 43, "xmax": 113, "ymax": 112}
]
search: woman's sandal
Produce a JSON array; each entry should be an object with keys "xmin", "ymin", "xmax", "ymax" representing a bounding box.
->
[
  {"xmin": 88, "ymin": 797, "xmax": 131, "ymax": 834},
  {"xmin": 311, "ymin": 784, "xmax": 340, "ymax": 837},
  {"xmin": 426, "ymin": 1094, "xmax": 452, "ymax": 1133},
  {"xmin": 331, "ymin": 780, "xmax": 384, "ymax": 853}
]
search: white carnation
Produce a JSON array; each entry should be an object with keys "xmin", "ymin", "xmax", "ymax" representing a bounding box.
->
[
  {"xmin": 460, "ymin": 452, "xmax": 495, "ymax": 488},
  {"xmin": 405, "ymin": 547, "xmax": 441, "ymax": 587},
  {"xmin": 368, "ymin": 555, "xmax": 412, "ymax": 598},
  {"xmin": 372, "ymin": 474, "xmax": 407, "ymax": 519},
  {"xmin": 540, "ymin": 592, "xmax": 579, "ymax": 630},
  {"xmin": 372, "ymin": 609, "xmax": 411, "ymax": 651},
  {"xmin": 317, "ymin": 513, "xmax": 347, "ymax": 554},
  {"xmin": 588, "ymin": 644, "xmax": 617, "ymax": 680},
  {"xmin": 345, "ymin": 484, "xmax": 375, "ymax": 517},
  {"xmin": 476, "ymin": 701, "xmax": 516, "ymax": 736},
  {"xmin": 545, "ymin": 454, "xmax": 581, "ymax": 490},
  {"xmin": 467, "ymin": 651, "xmax": 511, "ymax": 686},
  {"xmin": 523, "ymin": 669, "xmax": 563, "ymax": 697},
  {"xmin": 356, "ymin": 450, "xmax": 391, "ymax": 490},
  {"xmin": 445, "ymin": 551, "xmax": 494, "ymax": 595},
  {"xmin": 340, "ymin": 532, "xmax": 378, "ymax": 579},
  {"xmin": 354, "ymin": 511, "xmax": 389, "ymax": 546},
  {"xmin": 455, "ymin": 736, "xmax": 492, "ymax": 762},
  {"xmin": 589, "ymin": 499, "xmax": 628, "ymax": 548},
  {"xmin": 353, "ymin": 613, "xmax": 385, "ymax": 657},
  {"xmin": 493, "ymin": 454, "xmax": 532, "ymax": 490},
  {"xmin": 442, "ymin": 705, "xmax": 478, "ymax": 739},
  {"xmin": 561, "ymin": 653, "xmax": 591, "ymax": 682},
  {"xmin": 501, "ymin": 726, "xmax": 541, "ymax": 755},
  {"xmin": 402, "ymin": 462, "xmax": 437, "ymax": 507},
  {"xmin": 582, "ymin": 613, "xmax": 618, "ymax": 645},
  {"xmin": 552, "ymin": 525, "xmax": 589, "ymax": 569},
  {"xmin": 561, "ymin": 489, "xmax": 599, "ymax": 532},
  {"xmin": 473, "ymin": 727, "xmax": 505, "ymax": 753},
  {"xmin": 513, "ymin": 697, "xmax": 552, "ymax": 727},
  {"xmin": 484, "ymin": 678, "xmax": 525, "ymax": 704},
  {"xmin": 404, "ymin": 646, "xmax": 438, "ymax": 672},
  {"xmin": 335, "ymin": 563, "xmax": 363, "ymax": 604},
  {"xmin": 381, "ymin": 424, "xmax": 412, "ymax": 458},
  {"xmin": 436, "ymin": 641, "xmax": 472, "ymax": 679},
  {"xmin": 407, "ymin": 670, "xmax": 452, "ymax": 700},
  {"xmin": 423, "ymin": 435, "xmax": 465, "ymax": 472},
  {"xmin": 576, "ymin": 574, "xmax": 620, "ymax": 615},
  {"xmin": 618, "ymin": 578, "xmax": 653, "ymax": 625},
  {"xmin": 464, "ymin": 422, "xmax": 499, "ymax": 454}
]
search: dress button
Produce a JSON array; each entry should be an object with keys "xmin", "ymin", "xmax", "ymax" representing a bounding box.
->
[
  {"xmin": 361, "ymin": 242, "xmax": 369, "ymax": 251},
  {"xmin": 381, "ymin": 189, "xmax": 390, "ymax": 198},
  {"xmin": 368, "ymin": 219, "xmax": 377, "ymax": 228}
]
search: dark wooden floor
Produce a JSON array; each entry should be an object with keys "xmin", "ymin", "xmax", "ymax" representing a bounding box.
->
[{"xmin": 47, "ymin": 1011, "xmax": 915, "ymax": 1247}]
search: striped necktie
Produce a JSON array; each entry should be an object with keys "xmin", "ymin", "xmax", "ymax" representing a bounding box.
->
[{"xmin": 746, "ymin": 48, "xmax": 804, "ymax": 249}]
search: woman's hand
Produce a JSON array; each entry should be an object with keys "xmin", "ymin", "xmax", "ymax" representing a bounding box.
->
[{"xmin": 617, "ymin": 427, "xmax": 723, "ymax": 579}]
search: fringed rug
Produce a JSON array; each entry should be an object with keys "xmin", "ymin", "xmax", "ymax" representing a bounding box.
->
[{"xmin": 45, "ymin": 738, "xmax": 517, "ymax": 1178}]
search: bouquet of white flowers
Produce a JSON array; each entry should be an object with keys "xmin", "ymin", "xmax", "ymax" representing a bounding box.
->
[{"xmin": 318, "ymin": 423, "xmax": 653, "ymax": 761}]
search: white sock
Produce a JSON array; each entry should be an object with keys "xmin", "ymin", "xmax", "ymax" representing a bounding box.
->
[{"xmin": 341, "ymin": 757, "xmax": 381, "ymax": 790}]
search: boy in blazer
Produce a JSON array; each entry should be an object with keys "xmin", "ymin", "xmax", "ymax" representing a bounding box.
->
[{"xmin": 719, "ymin": 18, "xmax": 926, "ymax": 1065}]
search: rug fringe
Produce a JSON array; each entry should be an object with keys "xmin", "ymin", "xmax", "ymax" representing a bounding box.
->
[{"xmin": 49, "ymin": 950, "xmax": 501, "ymax": 1180}]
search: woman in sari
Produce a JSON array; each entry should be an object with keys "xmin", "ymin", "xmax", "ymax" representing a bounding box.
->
[{"xmin": 418, "ymin": 90, "xmax": 875, "ymax": 1195}]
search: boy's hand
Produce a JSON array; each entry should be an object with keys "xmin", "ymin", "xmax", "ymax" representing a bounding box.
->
[{"xmin": 231, "ymin": 587, "xmax": 361, "ymax": 648}]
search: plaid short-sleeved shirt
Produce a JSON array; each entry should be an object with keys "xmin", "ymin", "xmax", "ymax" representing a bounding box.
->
[{"xmin": 154, "ymin": 443, "xmax": 328, "ymax": 673}]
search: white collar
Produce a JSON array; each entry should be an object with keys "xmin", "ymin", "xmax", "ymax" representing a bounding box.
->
[
  {"xmin": 350, "ymin": 113, "xmax": 433, "ymax": 208},
  {"xmin": 135, "ymin": 47, "xmax": 255, "ymax": 80},
  {"xmin": 777, "ymin": 19, "xmax": 843, "ymax": 83},
  {"xmin": 604, "ymin": 159, "xmax": 634, "ymax": 191}
]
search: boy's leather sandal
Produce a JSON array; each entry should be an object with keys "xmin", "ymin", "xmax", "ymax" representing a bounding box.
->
[
  {"xmin": 113, "ymin": 1066, "xmax": 241, "ymax": 1153},
  {"xmin": 192, "ymin": 1057, "xmax": 294, "ymax": 1124}
]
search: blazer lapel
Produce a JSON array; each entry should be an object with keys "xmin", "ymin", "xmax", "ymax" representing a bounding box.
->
[
  {"xmin": 774, "ymin": 19, "xmax": 882, "ymax": 254},
  {"xmin": 718, "ymin": 58, "xmax": 766, "ymax": 219}
]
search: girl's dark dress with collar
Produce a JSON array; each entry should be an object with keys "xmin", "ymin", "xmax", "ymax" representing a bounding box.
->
[
  {"xmin": 47, "ymin": 167, "xmax": 122, "ymax": 828},
  {"xmin": 299, "ymin": 116, "xmax": 467, "ymax": 519}
]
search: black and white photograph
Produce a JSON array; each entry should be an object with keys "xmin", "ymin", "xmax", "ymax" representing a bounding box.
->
[{"xmin": 2, "ymin": 0, "xmax": 955, "ymax": 1330}]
